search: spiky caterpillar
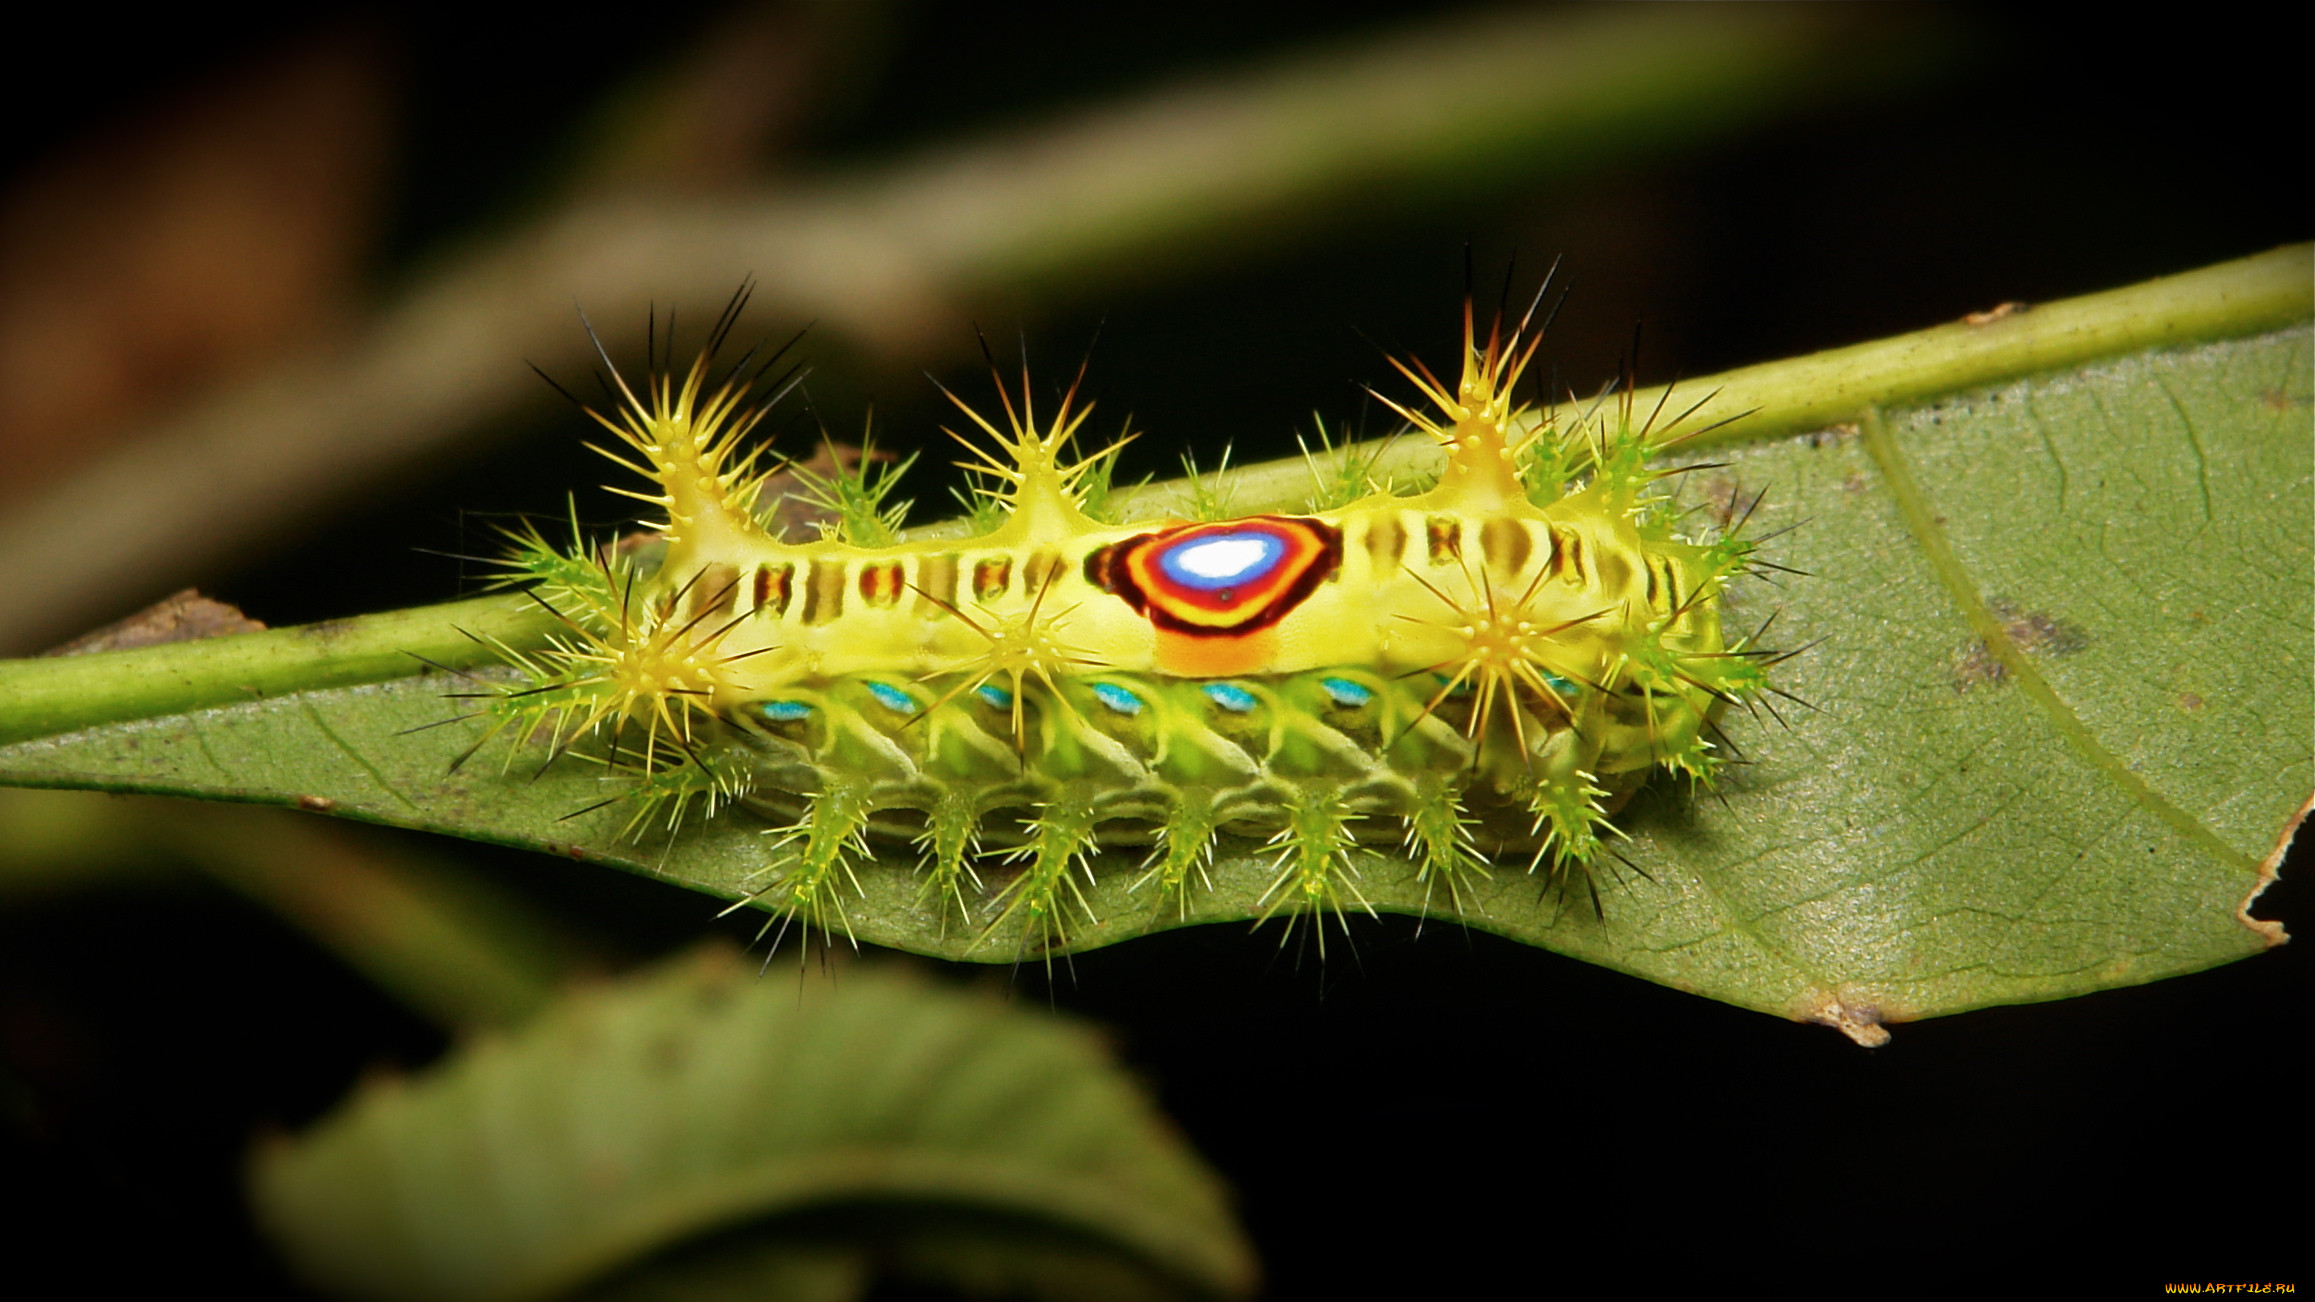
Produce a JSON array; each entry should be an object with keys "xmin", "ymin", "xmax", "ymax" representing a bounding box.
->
[{"xmin": 474, "ymin": 295, "xmax": 1774, "ymax": 952}]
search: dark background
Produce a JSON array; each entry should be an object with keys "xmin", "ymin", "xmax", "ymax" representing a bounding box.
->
[{"xmin": 1, "ymin": 3, "xmax": 2303, "ymax": 1295}]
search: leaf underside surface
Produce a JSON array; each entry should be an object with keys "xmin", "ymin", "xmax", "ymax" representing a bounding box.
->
[
  {"xmin": 250, "ymin": 947, "xmax": 1257, "ymax": 1302},
  {"xmin": 2, "ymin": 325, "xmax": 2305, "ymax": 1033}
]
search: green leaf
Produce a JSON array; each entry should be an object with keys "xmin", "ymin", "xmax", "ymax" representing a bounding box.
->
[
  {"xmin": 249, "ymin": 945, "xmax": 1257, "ymax": 1302},
  {"xmin": 2, "ymin": 247, "xmax": 2307, "ymax": 1040}
]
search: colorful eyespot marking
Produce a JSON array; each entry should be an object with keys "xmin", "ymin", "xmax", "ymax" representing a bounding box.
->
[
  {"xmin": 759, "ymin": 700, "xmax": 813, "ymax": 723},
  {"xmin": 865, "ymin": 681, "xmax": 917, "ymax": 713},
  {"xmin": 1319, "ymin": 677, "xmax": 1374, "ymax": 708},
  {"xmin": 1160, "ymin": 532, "xmax": 1281, "ymax": 590},
  {"xmin": 1085, "ymin": 516, "xmax": 1339, "ymax": 636},
  {"xmin": 973, "ymin": 684, "xmax": 1013, "ymax": 710}
]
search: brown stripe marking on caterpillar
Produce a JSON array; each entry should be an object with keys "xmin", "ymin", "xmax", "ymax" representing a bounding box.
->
[
  {"xmin": 972, "ymin": 557, "xmax": 1012, "ymax": 602},
  {"xmin": 1362, "ymin": 514, "xmax": 1406, "ymax": 571},
  {"xmin": 1646, "ymin": 555, "xmax": 1682, "ymax": 620},
  {"xmin": 1424, "ymin": 515, "xmax": 1462, "ymax": 563},
  {"xmin": 1550, "ymin": 526, "xmax": 1587, "ymax": 586},
  {"xmin": 1022, "ymin": 548, "xmax": 1065, "ymax": 598},
  {"xmin": 858, "ymin": 560, "xmax": 905, "ymax": 608},
  {"xmin": 914, "ymin": 553, "xmax": 959, "ymax": 615},
  {"xmin": 755, "ymin": 562, "xmax": 794, "ymax": 616},
  {"xmin": 802, "ymin": 559, "xmax": 845, "ymax": 624},
  {"xmin": 1481, "ymin": 516, "xmax": 1532, "ymax": 574}
]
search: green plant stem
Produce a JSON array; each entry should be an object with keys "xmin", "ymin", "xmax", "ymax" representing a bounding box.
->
[
  {"xmin": 0, "ymin": 594, "xmax": 551, "ymax": 746},
  {"xmin": 939, "ymin": 243, "xmax": 2315, "ymax": 530}
]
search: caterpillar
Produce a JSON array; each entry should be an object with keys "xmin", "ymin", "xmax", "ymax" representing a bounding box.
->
[{"xmin": 469, "ymin": 289, "xmax": 1778, "ymax": 954}]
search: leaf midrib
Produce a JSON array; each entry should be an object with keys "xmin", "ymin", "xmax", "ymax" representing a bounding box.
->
[{"xmin": 1857, "ymin": 404, "xmax": 2258, "ymax": 877}]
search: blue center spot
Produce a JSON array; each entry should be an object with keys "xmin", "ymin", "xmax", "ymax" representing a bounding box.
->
[
  {"xmin": 1091, "ymin": 681, "xmax": 1145, "ymax": 716},
  {"xmin": 974, "ymin": 683, "xmax": 1013, "ymax": 710},
  {"xmin": 1158, "ymin": 531, "xmax": 1285, "ymax": 593},
  {"xmin": 1539, "ymin": 671, "xmax": 1578, "ymax": 698},
  {"xmin": 865, "ymin": 681, "xmax": 917, "ymax": 713},
  {"xmin": 758, "ymin": 700, "xmax": 813, "ymax": 723},
  {"xmin": 1202, "ymin": 682, "xmax": 1259, "ymax": 714},
  {"xmin": 1319, "ymin": 677, "xmax": 1374, "ymax": 708}
]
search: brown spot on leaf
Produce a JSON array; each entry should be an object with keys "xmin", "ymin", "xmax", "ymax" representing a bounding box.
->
[
  {"xmin": 1799, "ymin": 422, "xmax": 1858, "ymax": 449},
  {"xmin": 1952, "ymin": 640, "xmax": 2007, "ymax": 692},
  {"xmin": 296, "ymin": 795, "xmax": 337, "ymax": 812},
  {"xmin": 1990, "ymin": 597, "xmax": 2088, "ymax": 657},
  {"xmin": 1951, "ymin": 599, "xmax": 2087, "ymax": 691},
  {"xmin": 2176, "ymin": 692, "xmax": 2204, "ymax": 712}
]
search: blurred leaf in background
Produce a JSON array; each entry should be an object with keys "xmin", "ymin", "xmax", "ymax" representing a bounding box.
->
[
  {"xmin": 0, "ymin": 27, "xmax": 389, "ymax": 509},
  {"xmin": 253, "ymin": 946, "xmax": 1255, "ymax": 1302}
]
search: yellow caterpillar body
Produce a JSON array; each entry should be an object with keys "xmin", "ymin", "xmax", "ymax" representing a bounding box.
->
[{"xmin": 482, "ymin": 299, "xmax": 1773, "ymax": 949}]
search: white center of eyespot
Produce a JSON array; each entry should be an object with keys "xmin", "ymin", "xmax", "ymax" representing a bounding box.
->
[{"xmin": 1173, "ymin": 537, "xmax": 1271, "ymax": 581}]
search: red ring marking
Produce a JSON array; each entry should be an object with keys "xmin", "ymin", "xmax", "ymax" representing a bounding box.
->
[{"xmin": 1085, "ymin": 516, "xmax": 1340, "ymax": 636}]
